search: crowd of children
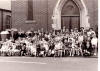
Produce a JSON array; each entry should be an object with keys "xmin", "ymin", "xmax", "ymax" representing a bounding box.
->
[{"xmin": 0, "ymin": 27, "xmax": 98, "ymax": 57}]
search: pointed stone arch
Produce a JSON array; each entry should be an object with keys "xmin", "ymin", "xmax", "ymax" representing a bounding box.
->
[{"xmin": 52, "ymin": 0, "xmax": 90, "ymax": 30}]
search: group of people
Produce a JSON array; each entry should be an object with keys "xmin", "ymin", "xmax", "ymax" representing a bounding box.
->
[{"xmin": 0, "ymin": 27, "xmax": 98, "ymax": 57}]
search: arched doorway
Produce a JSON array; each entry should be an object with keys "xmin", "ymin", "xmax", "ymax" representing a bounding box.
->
[
  {"xmin": 61, "ymin": 0, "xmax": 80, "ymax": 31},
  {"xmin": 52, "ymin": 0, "xmax": 90, "ymax": 30}
]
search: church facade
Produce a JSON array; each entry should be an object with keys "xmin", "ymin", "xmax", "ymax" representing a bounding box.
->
[{"xmin": 11, "ymin": 0, "xmax": 98, "ymax": 32}]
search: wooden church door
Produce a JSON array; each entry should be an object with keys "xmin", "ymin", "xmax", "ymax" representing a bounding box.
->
[{"xmin": 61, "ymin": 0, "xmax": 80, "ymax": 31}]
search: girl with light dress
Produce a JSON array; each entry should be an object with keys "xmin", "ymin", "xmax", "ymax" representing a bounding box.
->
[
  {"xmin": 76, "ymin": 33, "xmax": 84, "ymax": 56},
  {"xmin": 68, "ymin": 36, "xmax": 76, "ymax": 57},
  {"xmin": 54, "ymin": 39, "xmax": 63, "ymax": 57}
]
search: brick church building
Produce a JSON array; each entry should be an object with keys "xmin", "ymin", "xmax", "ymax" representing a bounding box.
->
[{"xmin": 11, "ymin": 0, "xmax": 98, "ymax": 32}]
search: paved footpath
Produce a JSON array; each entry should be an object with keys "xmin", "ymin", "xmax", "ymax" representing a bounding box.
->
[{"xmin": 0, "ymin": 57, "xmax": 98, "ymax": 71}]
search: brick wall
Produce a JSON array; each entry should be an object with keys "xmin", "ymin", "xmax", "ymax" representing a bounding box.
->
[
  {"xmin": 12, "ymin": 0, "xmax": 48, "ymax": 32},
  {"xmin": 84, "ymin": 0, "xmax": 98, "ymax": 31}
]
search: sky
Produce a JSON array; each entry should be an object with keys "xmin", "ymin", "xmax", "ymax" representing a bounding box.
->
[{"xmin": 0, "ymin": 0, "xmax": 11, "ymax": 10}]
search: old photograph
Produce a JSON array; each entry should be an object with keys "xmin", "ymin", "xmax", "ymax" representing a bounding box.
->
[{"xmin": 0, "ymin": 0, "xmax": 98, "ymax": 71}]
